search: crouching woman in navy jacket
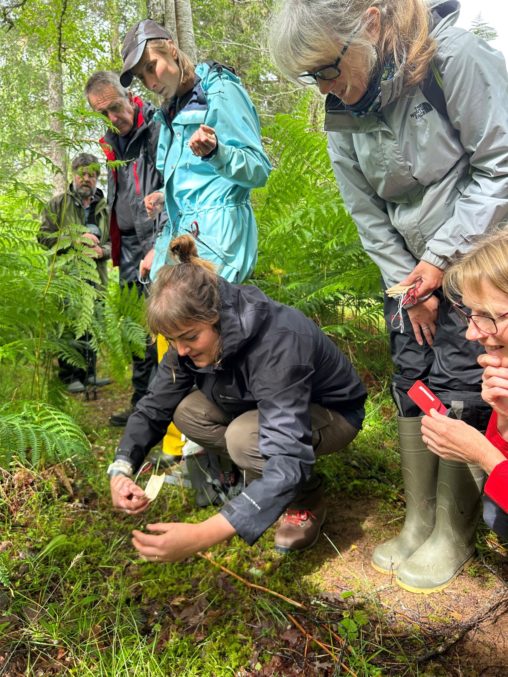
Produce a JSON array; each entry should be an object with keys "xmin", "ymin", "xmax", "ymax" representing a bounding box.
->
[{"xmin": 107, "ymin": 235, "xmax": 366, "ymax": 561}]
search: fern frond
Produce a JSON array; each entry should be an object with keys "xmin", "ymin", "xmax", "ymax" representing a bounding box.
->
[{"xmin": 0, "ymin": 401, "xmax": 90, "ymax": 469}]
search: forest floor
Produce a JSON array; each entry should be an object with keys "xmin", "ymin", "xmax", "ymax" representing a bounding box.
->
[{"xmin": 1, "ymin": 380, "xmax": 507, "ymax": 676}]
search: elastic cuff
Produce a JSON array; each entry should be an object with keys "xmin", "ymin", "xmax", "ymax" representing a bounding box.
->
[{"xmin": 107, "ymin": 459, "xmax": 134, "ymax": 478}]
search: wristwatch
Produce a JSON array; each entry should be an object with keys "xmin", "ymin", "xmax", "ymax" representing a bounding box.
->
[{"xmin": 107, "ymin": 459, "xmax": 134, "ymax": 478}]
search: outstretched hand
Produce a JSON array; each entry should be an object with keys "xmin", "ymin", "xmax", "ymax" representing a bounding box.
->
[
  {"xmin": 189, "ymin": 124, "xmax": 217, "ymax": 157},
  {"xmin": 132, "ymin": 522, "xmax": 203, "ymax": 562},
  {"xmin": 132, "ymin": 514, "xmax": 237, "ymax": 563}
]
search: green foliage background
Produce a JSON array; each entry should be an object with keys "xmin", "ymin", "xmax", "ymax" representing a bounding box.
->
[{"xmin": 0, "ymin": 0, "xmax": 387, "ymax": 470}]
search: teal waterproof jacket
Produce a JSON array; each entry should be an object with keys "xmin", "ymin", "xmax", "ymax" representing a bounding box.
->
[{"xmin": 151, "ymin": 62, "xmax": 271, "ymax": 283}]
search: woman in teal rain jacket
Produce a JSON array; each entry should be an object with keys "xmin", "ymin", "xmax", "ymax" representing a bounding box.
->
[{"xmin": 119, "ymin": 19, "xmax": 271, "ymax": 284}]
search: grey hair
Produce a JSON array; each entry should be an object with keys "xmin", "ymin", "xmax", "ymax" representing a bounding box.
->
[
  {"xmin": 84, "ymin": 71, "xmax": 129, "ymax": 103},
  {"xmin": 268, "ymin": 0, "xmax": 436, "ymax": 88},
  {"xmin": 71, "ymin": 152, "xmax": 100, "ymax": 176},
  {"xmin": 269, "ymin": 0, "xmax": 378, "ymax": 82}
]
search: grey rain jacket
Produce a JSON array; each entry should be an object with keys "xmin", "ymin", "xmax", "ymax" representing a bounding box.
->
[
  {"xmin": 116, "ymin": 279, "xmax": 366, "ymax": 545},
  {"xmin": 325, "ymin": 3, "xmax": 508, "ymax": 288}
]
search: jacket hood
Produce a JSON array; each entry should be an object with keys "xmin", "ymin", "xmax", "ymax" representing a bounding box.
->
[
  {"xmin": 217, "ymin": 279, "xmax": 270, "ymax": 363},
  {"xmin": 196, "ymin": 61, "xmax": 241, "ymax": 91},
  {"xmin": 380, "ymin": 1, "xmax": 459, "ymax": 106}
]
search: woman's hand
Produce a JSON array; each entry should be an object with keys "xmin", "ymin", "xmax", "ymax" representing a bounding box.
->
[
  {"xmin": 421, "ymin": 409, "xmax": 504, "ymax": 474},
  {"xmin": 144, "ymin": 191, "xmax": 164, "ymax": 218},
  {"xmin": 139, "ymin": 248, "xmax": 155, "ymax": 279},
  {"xmin": 479, "ymin": 354, "xmax": 508, "ymax": 423},
  {"xmin": 189, "ymin": 124, "xmax": 217, "ymax": 157},
  {"xmin": 132, "ymin": 522, "xmax": 203, "ymax": 562},
  {"xmin": 400, "ymin": 261, "xmax": 444, "ymax": 298},
  {"xmin": 407, "ymin": 294, "xmax": 440, "ymax": 346},
  {"xmin": 110, "ymin": 475, "xmax": 150, "ymax": 514},
  {"xmin": 132, "ymin": 513, "xmax": 237, "ymax": 563}
]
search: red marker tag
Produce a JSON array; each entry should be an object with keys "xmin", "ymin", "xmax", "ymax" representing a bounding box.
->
[{"xmin": 407, "ymin": 380, "xmax": 448, "ymax": 416}]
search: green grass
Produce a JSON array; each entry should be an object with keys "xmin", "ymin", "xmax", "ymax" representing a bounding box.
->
[{"xmin": 0, "ymin": 388, "xmax": 505, "ymax": 675}]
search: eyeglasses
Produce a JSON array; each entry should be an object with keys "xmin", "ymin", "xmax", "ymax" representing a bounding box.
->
[
  {"xmin": 297, "ymin": 34, "xmax": 355, "ymax": 86},
  {"xmin": 452, "ymin": 304, "xmax": 508, "ymax": 335}
]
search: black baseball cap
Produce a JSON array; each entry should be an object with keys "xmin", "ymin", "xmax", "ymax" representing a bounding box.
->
[{"xmin": 120, "ymin": 19, "xmax": 172, "ymax": 87}]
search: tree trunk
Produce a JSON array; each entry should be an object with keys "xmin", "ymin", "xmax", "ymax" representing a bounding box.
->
[
  {"xmin": 175, "ymin": 0, "xmax": 196, "ymax": 62},
  {"xmin": 47, "ymin": 50, "xmax": 67, "ymax": 195},
  {"xmin": 146, "ymin": 0, "xmax": 196, "ymax": 61},
  {"xmin": 164, "ymin": 0, "xmax": 177, "ymax": 39},
  {"xmin": 108, "ymin": 0, "xmax": 121, "ymax": 64},
  {"xmin": 146, "ymin": 0, "xmax": 166, "ymax": 27}
]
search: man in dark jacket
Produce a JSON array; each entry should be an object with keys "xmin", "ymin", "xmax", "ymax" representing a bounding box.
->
[
  {"xmin": 85, "ymin": 71, "xmax": 164, "ymax": 425},
  {"xmin": 40, "ymin": 152, "xmax": 111, "ymax": 393}
]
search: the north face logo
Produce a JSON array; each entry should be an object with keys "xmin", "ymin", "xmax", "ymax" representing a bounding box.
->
[{"xmin": 410, "ymin": 102, "xmax": 434, "ymax": 120}]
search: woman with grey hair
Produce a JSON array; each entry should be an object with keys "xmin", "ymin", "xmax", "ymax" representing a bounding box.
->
[{"xmin": 269, "ymin": 0, "xmax": 508, "ymax": 593}]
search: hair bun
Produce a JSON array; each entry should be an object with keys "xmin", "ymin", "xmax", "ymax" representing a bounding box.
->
[{"xmin": 170, "ymin": 234, "xmax": 198, "ymax": 263}]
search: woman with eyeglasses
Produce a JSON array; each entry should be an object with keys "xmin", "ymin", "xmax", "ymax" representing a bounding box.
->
[
  {"xmin": 421, "ymin": 227, "xmax": 508, "ymax": 544},
  {"xmin": 269, "ymin": 0, "xmax": 508, "ymax": 593}
]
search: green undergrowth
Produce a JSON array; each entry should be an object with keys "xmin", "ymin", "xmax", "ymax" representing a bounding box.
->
[
  {"xmin": 0, "ymin": 391, "xmax": 403, "ymax": 676},
  {"xmin": 0, "ymin": 390, "xmax": 503, "ymax": 676}
]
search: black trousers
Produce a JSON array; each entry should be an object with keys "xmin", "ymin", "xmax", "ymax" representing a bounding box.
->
[
  {"xmin": 118, "ymin": 238, "xmax": 158, "ymax": 405},
  {"xmin": 384, "ymin": 291, "xmax": 491, "ymax": 429}
]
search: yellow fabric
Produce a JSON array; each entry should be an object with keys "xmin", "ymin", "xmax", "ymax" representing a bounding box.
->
[{"xmin": 157, "ymin": 335, "xmax": 185, "ymax": 458}]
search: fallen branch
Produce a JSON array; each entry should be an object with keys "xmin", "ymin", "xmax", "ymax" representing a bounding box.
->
[
  {"xmin": 197, "ymin": 552, "xmax": 306, "ymax": 609},
  {"xmin": 198, "ymin": 552, "xmax": 364, "ymax": 673},
  {"xmin": 416, "ymin": 590, "xmax": 508, "ymax": 664}
]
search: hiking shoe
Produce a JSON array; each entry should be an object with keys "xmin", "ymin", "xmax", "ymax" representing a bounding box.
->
[
  {"xmin": 274, "ymin": 500, "xmax": 327, "ymax": 553},
  {"xmin": 109, "ymin": 407, "xmax": 135, "ymax": 427},
  {"xmin": 67, "ymin": 380, "xmax": 85, "ymax": 394},
  {"xmin": 86, "ymin": 376, "xmax": 112, "ymax": 387}
]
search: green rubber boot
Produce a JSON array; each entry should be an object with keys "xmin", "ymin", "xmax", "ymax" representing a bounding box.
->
[
  {"xmin": 396, "ymin": 459, "xmax": 485, "ymax": 593},
  {"xmin": 371, "ymin": 416, "xmax": 439, "ymax": 574}
]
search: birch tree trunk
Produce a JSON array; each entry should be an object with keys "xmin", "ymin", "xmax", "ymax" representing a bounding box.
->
[
  {"xmin": 175, "ymin": 0, "xmax": 196, "ymax": 62},
  {"xmin": 47, "ymin": 51, "xmax": 67, "ymax": 195},
  {"xmin": 146, "ymin": 0, "xmax": 166, "ymax": 27},
  {"xmin": 146, "ymin": 0, "xmax": 196, "ymax": 62}
]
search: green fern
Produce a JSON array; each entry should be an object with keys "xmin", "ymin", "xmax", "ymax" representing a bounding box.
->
[
  {"xmin": 0, "ymin": 401, "xmax": 90, "ymax": 468},
  {"xmin": 102, "ymin": 280, "xmax": 149, "ymax": 379},
  {"xmin": 254, "ymin": 95, "xmax": 389, "ymax": 376}
]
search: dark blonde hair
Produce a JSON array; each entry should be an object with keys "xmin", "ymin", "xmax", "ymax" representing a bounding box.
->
[
  {"xmin": 444, "ymin": 226, "xmax": 508, "ymax": 305},
  {"xmin": 269, "ymin": 0, "xmax": 436, "ymax": 90},
  {"xmin": 138, "ymin": 39, "xmax": 195, "ymax": 97},
  {"xmin": 146, "ymin": 235, "xmax": 220, "ymax": 338}
]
